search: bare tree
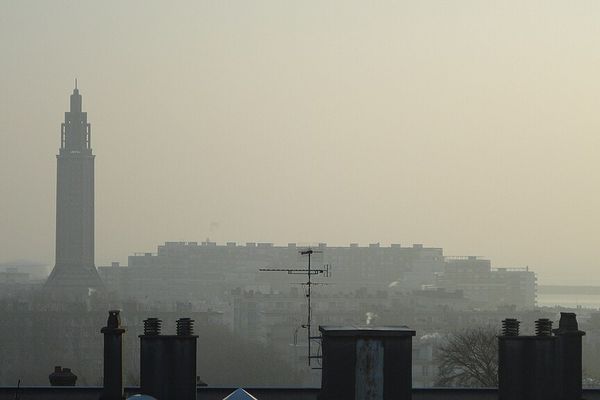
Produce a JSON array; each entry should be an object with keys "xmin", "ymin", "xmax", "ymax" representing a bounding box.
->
[{"xmin": 435, "ymin": 326, "xmax": 499, "ymax": 387}]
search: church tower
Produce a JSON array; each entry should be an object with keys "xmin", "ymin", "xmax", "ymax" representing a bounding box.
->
[{"xmin": 45, "ymin": 83, "xmax": 103, "ymax": 296}]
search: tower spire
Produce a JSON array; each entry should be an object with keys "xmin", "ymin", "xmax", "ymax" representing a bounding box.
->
[{"xmin": 70, "ymin": 81, "xmax": 82, "ymax": 114}]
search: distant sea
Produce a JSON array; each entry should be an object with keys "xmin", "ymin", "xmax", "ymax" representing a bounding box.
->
[{"xmin": 537, "ymin": 294, "xmax": 600, "ymax": 309}]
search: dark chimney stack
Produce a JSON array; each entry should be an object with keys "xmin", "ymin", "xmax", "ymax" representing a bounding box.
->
[
  {"xmin": 498, "ymin": 318, "xmax": 557, "ymax": 400},
  {"xmin": 100, "ymin": 310, "xmax": 126, "ymax": 400},
  {"xmin": 553, "ymin": 312, "xmax": 585, "ymax": 400},
  {"xmin": 499, "ymin": 314, "xmax": 585, "ymax": 400},
  {"xmin": 140, "ymin": 317, "xmax": 198, "ymax": 400},
  {"xmin": 319, "ymin": 326, "xmax": 415, "ymax": 400}
]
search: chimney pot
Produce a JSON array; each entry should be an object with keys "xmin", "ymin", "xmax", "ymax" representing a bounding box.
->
[
  {"xmin": 143, "ymin": 318, "xmax": 162, "ymax": 336},
  {"xmin": 557, "ymin": 312, "xmax": 579, "ymax": 332}
]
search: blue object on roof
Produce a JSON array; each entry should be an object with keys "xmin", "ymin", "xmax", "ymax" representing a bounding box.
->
[
  {"xmin": 222, "ymin": 388, "xmax": 258, "ymax": 400},
  {"xmin": 126, "ymin": 395, "xmax": 157, "ymax": 400}
]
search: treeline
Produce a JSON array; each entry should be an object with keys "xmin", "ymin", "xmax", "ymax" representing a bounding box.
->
[{"xmin": 0, "ymin": 307, "xmax": 302, "ymax": 386}]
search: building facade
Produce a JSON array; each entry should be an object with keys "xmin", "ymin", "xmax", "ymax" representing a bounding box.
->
[
  {"xmin": 100, "ymin": 242, "xmax": 536, "ymax": 310},
  {"xmin": 436, "ymin": 257, "xmax": 537, "ymax": 309},
  {"xmin": 99, "ymin": 241, "xmax": 446, "ymax": 306}
]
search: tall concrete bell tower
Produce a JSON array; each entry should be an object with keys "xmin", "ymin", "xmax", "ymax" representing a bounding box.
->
[{"xmin": 45, "ymin": 82, "xmax": 104, "ymax": 296}]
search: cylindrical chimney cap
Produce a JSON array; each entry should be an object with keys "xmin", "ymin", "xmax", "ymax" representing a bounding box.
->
[
  {"xmin": 535, "ymin": 319, "xmax": 553, "ymax": 336},
  {"xmin": 176, "ymin": 318, "xmax": 194, "ymax": 336},
  {"xmin": 553, "ymin": 312, "xmax": 585, "ymax": 336},
  {"xmin": 559, "ymin": 312, "xmax": 578, "ymax": 331},
  {"xmin": 143, "ymin": 318, "xmax": 162, "ymax": 336},
  {"xmin": 107, "ymin": 310, "xmax": 121, "ymax": 329},
  {"xmin": 502, "ymin": 318, "xmax": 520, "ymax": 336},
  {"xmin": 101, "ymin": 310, "xmax": 125, "ymax": 334}
]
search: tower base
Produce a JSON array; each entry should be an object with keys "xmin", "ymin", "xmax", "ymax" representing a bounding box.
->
[{"xmin": 44, "ymin": 264, "xmax": 105, "ymax": 300}]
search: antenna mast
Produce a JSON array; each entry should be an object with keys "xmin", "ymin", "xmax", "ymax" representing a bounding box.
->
[{"xmin": 260, "ymin": 248, "xmax": 331, "ymax": 367}]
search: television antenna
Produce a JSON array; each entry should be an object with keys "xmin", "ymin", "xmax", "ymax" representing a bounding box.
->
[{"xmin": 260, "ymin": 248, "xmax": 331, "ymax": 367}]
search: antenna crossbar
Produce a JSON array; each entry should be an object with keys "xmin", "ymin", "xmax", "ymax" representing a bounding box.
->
[{"xmin": 259, "ymin": 267, "xmax": 327, "ymax": 275}]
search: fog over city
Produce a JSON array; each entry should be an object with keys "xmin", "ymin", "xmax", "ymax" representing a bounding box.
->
[
  {"xmin": 2, "ymin": 1, "xmax": 600, "ymax": 285},
  {"xmin": 4, "ymin": 2, "xmax": 600, "ymax": 396}
]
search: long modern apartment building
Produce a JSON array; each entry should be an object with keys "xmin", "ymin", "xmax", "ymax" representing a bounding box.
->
[
  {"xmin": 99, "ymin": 241, "xmax": 536, "ymax": 310},
  {"xmin": 100, "ymin": 241, "xmax": 445, "ymax": 303}
]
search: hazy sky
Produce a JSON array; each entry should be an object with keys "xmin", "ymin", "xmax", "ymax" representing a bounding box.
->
[{"xmin": 1, "ymin": 1, "xmax": 600, "ymax": 284}]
